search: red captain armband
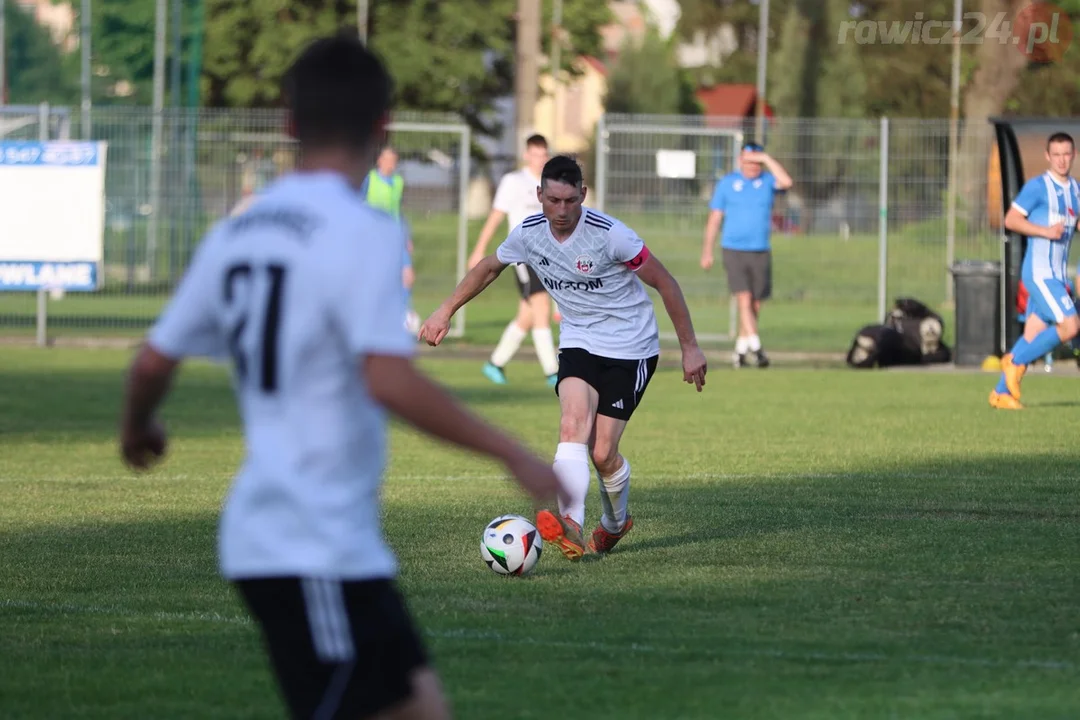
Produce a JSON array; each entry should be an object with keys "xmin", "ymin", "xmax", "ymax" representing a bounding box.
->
[{"xmin": 625, "ymin": 245, "xmax": 650, "ymax": 272}]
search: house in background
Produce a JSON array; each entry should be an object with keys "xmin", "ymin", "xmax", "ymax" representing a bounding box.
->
[{"xmin": 533, "ymin": 56, "xmax": 607, "ymax": 156}]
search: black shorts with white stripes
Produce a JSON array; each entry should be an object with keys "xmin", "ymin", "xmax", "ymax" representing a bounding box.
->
[
  {"xmin": 555, "ymin": 348, "xmax": 659, "ymax": 421},
  {"xmin": 235, "ymin": 577, "xmax": 428, "ymax": 720}
]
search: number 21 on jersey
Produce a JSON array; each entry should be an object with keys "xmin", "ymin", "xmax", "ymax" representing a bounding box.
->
[{"xmin": 224, "ymin": 262, "xmax": 286, "ymax": 393}]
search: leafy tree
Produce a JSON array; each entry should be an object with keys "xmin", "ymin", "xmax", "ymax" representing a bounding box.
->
[
  {"xmin": 605, "ymin": 28, "xmax": 699, "ymax": 116},
  {"xmin": 4, "ymin": 2, "xmax": 78, "ymax": 105},
  {"xmin": 91, "ymin": 0, "xmax": 201, "ymax": 106},
  {"xmin": 199, "ymin": 0, "xmax": 609, "ymax": 139}
]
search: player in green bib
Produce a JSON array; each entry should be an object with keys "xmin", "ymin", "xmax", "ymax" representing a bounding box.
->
[{"xmin": 361, "ymin": 147, "xmax": 419, "ymax": 331}]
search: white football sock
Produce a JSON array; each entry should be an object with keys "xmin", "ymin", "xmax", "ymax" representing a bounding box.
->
[
  {"xmin": 599, "ymin": 457, "xmax": 631, "ymax": 533},
  {"xmin": 553, "ymin": 442, "xmax": 590, "ymax": 529},
  {"xmin": 531, "ymin": 327, "xmax": 559, "ymax": 376},
  {"xmin": 490, "ymin": 321, "xmax": 527, "ymax": 367},
  {"xmin": 735, "ymin": 336, "xmax": 749, "ymax": 354},
  {"xmin": 748, "ymin": 334, "xmax": 762, "ymax": 352}
]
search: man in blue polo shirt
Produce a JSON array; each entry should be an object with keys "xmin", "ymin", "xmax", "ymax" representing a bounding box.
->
[{"xmin": 701, "ymin": 143, "xmax": 793, "ymax": 368}]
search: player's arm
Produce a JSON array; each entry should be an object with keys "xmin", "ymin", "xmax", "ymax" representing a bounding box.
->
[
  {"xmin": 365, "ymin": 355, "xmax": 561, "ymax": 504},
  {"xmin": 1004, "ymin": 205, "xmax": 1065, "ymax": 240},
  {"xmin": 421, "ymin": 225, "xmax": 527, "ymax": 346},
  {"xmin": 419, "ymin": 254, "xmax": 510, "ymax": 346},
  {"xmin": 333, "ymin": 222, "xmax": 561, "ymax": 505},
  {"xmin": 702, "ymin": 179, "xmax": 726, "ymax": 270},
  {"xmin": 611, "ymin": 226, "xmax": 707, "ymax": 391},
  {"xmin": 119, "ymin": 344, "xmax": 175, "ymax": 469},
  {"xmin": 1007, "ymin": 181, "xmax": 1064, "ymax": 240},
  {"xmin": 636, "ymin": 253, "xmax": 707, "ymax": 391},
  {"xmin": 745, "ymin": 151, "xmax": 793, "ymax": 190},
  {"xmin": 119, "ymin": 238, "xmax": 221, "ymax": 470},
  {"xmin": 701, "ymin": 210, "xmax": 723, "ymax": 268}
]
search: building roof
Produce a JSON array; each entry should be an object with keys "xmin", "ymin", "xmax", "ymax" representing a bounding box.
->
[
  {"xmin": 695, "ymin": 83, "xmax": 774, "ymax": 119},
  {"xmin": 581, "ymin": 56, "xmax": 608, "ymax": 77}
]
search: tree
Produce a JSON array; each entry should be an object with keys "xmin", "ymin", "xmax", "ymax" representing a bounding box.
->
[
  {"xmin": 3, "ymin": 2, "xmax": 78, "ymax": 105},
  {"xmin": 91, "ymin": 0, "xmax": 202, "ymax": 106},
  {"xmin": 605, "ymin": 28, "xmax": 698, "ymax": 116},
  {"xmin": 957, "ymin": 0, "xmax": 1030, "ymax": 222},
  {"xmin": 199, "ymin": 0, "xmax": 609, "ymax": 139}
]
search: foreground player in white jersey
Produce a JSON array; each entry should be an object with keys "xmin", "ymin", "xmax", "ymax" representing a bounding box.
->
[
  {"xmin": 421, "ymin": 155, "xmax": 707, "ymax": 560},
  {"xmin": 468, "ymin": 134, "xmax": 560, "ymax": 387},
  {"xmin": 118, "ymin": 35, "xmax": 562, "ymax": 720}
]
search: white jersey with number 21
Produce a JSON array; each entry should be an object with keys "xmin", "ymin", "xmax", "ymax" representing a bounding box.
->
[{"xmin": 148, "ymin": 171, "xmax": 414, "ymax": 582}]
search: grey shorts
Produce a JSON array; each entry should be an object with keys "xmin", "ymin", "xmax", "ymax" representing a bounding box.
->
[{"xmin": 722, "ymin": 248, "xmax": 772, "ymax": 301}]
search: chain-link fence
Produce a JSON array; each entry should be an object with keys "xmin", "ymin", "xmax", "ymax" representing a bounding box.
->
[
  {"xmin": 593, "ymin": 113, "xmax": 997, "ymax": 353},
  {"xmin": 0, "ymin": 106, "xmax": 471, "ymax": 340},
  {"xmin": 0, "ymin": 105, "xmax": 1004, "ymax": 354}
]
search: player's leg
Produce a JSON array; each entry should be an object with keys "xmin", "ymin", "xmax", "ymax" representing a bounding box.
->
[
  {"xmin": 525, "ymin": 276, "xmax": 559, "ymax": 386},
  {"xmin": 747, "ymin": 251, "xmax": 771, "ymax": 368},
  {"xmin": 535, "ymin": 349, "xmax": 598, "ymax": 560},
  {"xmin": 723, "ymin": 249, "xmax": 754, "ymax": 367},
  {"xmin": 990, "ymin": 313, "xmax": 1041, "ymax": 409},
  {"xmin": 483, "ymin": 267, "xmax": 534, "ymax": 385},
  {"xmin": 1003, "ymin": 279, "xmax": 1079, "ymax": 398},
  {"xmin": 586, "ymin": 354, "xmax": 659, "ymax": 554}
]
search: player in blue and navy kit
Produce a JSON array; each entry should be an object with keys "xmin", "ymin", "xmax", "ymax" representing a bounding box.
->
[{"xmin": 991, "ymin": 132, "xmax": 1080, "ymax": 410}]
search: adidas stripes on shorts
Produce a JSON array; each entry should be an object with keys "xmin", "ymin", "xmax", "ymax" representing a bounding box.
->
[{"xmin": 554, "ymin": 348, "xmax": 658, "ymax": 421}]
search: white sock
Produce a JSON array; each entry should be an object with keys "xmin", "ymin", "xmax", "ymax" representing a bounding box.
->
[
  {"xmin": 553, "ymin": 442, "xmax": 590, "ymax": 529},
  {"xmin": 735, "ymin": 336, "xmax": 749, "ymax": 354},
  {"xmin": 599, "ymin": 456, "xmax": 631, "ymax": 533},
  {"xmin": 490, "ymin": 321, "xmax": 527, "ymax": 367},
  {"xmin": 748, "ymin": 334, "xmax": 761, "ymax": 352},
  {"xmin": 531, "ymin": 327, "xmax": 559, "ymax": 376}
]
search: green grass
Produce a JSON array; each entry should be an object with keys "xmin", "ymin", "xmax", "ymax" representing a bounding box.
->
[
  {"xmin": 0, "ymin": 210, "xmax": 1002, "ymax": 352},
  {"xmin": 1, "ymin": 346, "xmax": 1078, "ymax": 719}
]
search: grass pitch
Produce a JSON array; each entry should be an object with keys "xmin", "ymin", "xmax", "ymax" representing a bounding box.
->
[{"xmin": 1, "ymin": 346, "xmax": 1078, "ymax": 719}]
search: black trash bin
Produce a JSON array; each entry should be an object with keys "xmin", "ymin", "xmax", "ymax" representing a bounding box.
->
[{"xmin": 949, "ymin": 260, "xmax": 1001, "ymax": 366}]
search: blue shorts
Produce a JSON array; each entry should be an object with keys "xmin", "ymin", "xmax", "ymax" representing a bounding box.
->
[
  {"xmin": 402, "ymin": 245, "xmax": 412, "ymax": 270},
  {"xmin": 1024, "ymin": 275, "xmax": 1077, "ymax": 324}
]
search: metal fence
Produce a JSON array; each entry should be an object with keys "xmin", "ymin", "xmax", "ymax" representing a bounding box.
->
[
  {"xmin": 1, "ymin": 106, "xmax": 1004, "ymax": 355},
  {"xmin": 0, "ymin": 106, "xmax": 471, "ymax": 341},
  {"xmin": 593, "ymin": 113, "xmax": 998, "ymax": 352}
]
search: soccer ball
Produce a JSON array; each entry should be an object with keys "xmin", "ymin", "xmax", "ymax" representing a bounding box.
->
[{"xmin": 480, "ymin": 514, "xmax": 543, "ymax": 576}]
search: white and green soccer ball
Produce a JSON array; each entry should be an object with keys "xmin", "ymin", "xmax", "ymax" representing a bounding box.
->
[{"xmin": 480, "ymin": 514, "xmax": 543, "ymax": 576}]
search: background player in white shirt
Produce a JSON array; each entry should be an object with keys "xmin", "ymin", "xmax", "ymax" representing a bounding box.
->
[
  {"xmin": 118, "ymin": 34, "xmax": 562, "ymax": 720},
  {"xmin": 421, "ymin": 155, "xmax": 707, "ymax": 561},
  {"xmin": 468, "ymin": 134, "xmax": 561, "ymax": 387}
]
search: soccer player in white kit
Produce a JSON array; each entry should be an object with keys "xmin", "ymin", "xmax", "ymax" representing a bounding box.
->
[
  {"xmin": 420, "ymin": 155, "xmax": 707, "ymax": 560},
  {"xmin": 468, "ymin": 134, "xmax": 561, "ymax": 387},
  {"xmin": 117, "ymin": 35, "xmax": 562, "ymax": 720}
]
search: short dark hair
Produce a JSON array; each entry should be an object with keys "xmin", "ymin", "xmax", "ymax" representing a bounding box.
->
[
  {"xmin": 1048, "ymin": 132, "xmax": 1075, "ymax": 150},
  {"xmin": 541, "ymin": 155, "xmax": 583, "ymax": 188},
  {"xmin": 526, "ymin": 134, "xmax": 548, "ymax": 149},
  {"xmin": 282, "ymin": 34, "xmax": 393, "ymax": 150}
]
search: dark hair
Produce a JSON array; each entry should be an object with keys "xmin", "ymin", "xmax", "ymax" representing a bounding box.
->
[
  {"xmin": 541, "ymin": 155, "xmax": 583, "ymax": 188},
  {"xmin": 282, "ymin": 34, "xmax": 393, "ymax": 150},
  {"xmin": 1048, "ymin": 132, "xmax": 1074, "ymax": 150},
  {"xmin": 526, "ymin": 133, "xmax": 548, "ymax": 149}
]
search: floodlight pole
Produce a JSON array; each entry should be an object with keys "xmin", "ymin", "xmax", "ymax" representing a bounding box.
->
[
  {"xmin": 945, "ymin": 0, "xmax": 961, "ymax": 304},
  {"xmin": 754, "ymin": 0, "xmax": 769, "ymax": 143},
  {"xmin": 358, "ymin": 0, "xmax": 368, "ymax": 42}
]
